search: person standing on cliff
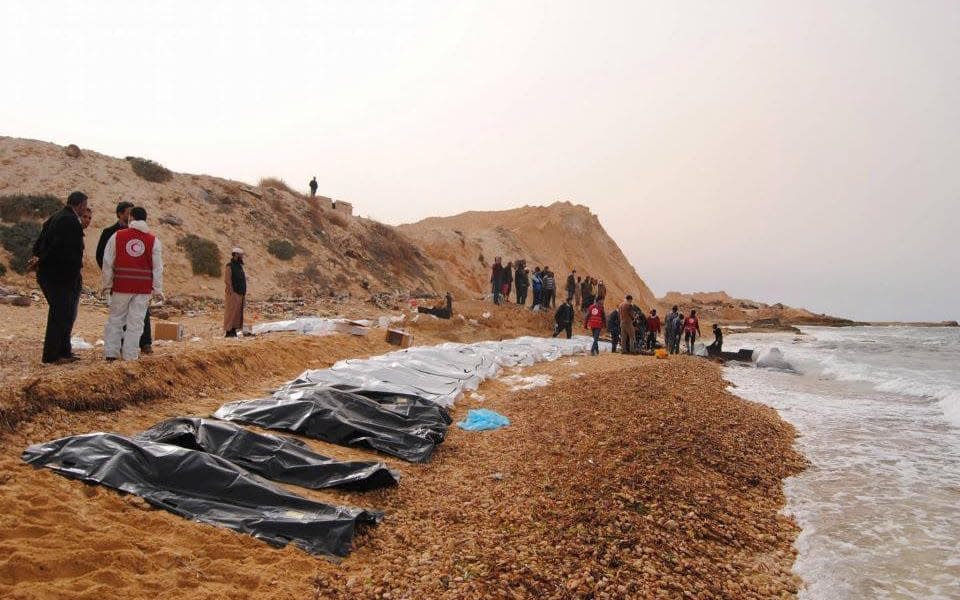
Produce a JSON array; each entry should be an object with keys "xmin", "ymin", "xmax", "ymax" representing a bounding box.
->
[
  {"xmin": 225, "ymin": 248, "xmax": 247, "ymax": 337},
  {"xmin": 101, "ymin": 206, "xmax": 163, "ymax": 361},
  {"xmin": 618, "ymin": 294, "xmax": 636, "ymax": 354},
  {"xmin": 33, "ymin": 191, "xmax": 88, "ymax": 364},
  {"xmin": 309, "ymin": 177, "xmax": 318, "ymax": 198}
]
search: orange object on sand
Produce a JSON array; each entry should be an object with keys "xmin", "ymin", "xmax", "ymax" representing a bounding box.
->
[{"xmin": 655, "ymin": 349, "xmax": 668, "ymax": 359}]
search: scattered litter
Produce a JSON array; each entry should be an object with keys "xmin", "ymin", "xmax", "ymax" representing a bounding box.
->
[
  {"xmin": 190, "ymin": 336, "xmax": 202, "ymax": 342},
  {"xmin": 458, "ymin": 409, "xmax": 510, "ymax": 431},
  {"xmin": 468, "ymin": 319, "xmax": 478, "ymax": 326},
  {"xmin": 490, "ymin": 472, "xmax": 504, "ymax": 480},
  {"xmin": 95, "ymin": 339, "xmax": 104, "ymax": 346},
  {"xmin": 70, "ymin": 336, "xmax": 93, "ymax": 350},
  {"xmin": 469, "ymin": 392, "xmax": 486, "ymax": 402},
  {"xmin": 410, "ymin": 313, "xmax": 420, "ymax": 322},
  {"xmin": 500, "ymin": 374, "xmax": 553, "ymax": 391},
  {"xmin": 570, "ymin": 372, "xmax": 586, "ymax": 379},
  {"xmin": 481, "ymin": 312, "xmax": 491, "ymax": 319}
]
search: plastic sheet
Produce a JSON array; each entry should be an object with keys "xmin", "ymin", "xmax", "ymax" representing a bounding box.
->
[
  {"xmin": 458, "ymin": 409, "xmax": 510, "ymax": 431},
  {"xmin": 136, "ymin": 417, "xmax": 400, "ymax": 491},
  {"xmin": 214, "ymin": 388, "xmax": 451, "ymax": 463},
  {"xmin": 280, "ymin": 336, "xmax": 602, "ymax": 409},
  {"xmin": 252, "ymin": 317, "xmax": 370, "ymax": 337},
  {"xmin": 21, "ymin": 433, "xmax": 381, "ymax": 557}
]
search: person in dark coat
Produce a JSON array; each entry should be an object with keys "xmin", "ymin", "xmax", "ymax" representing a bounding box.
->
[
  {"xmin": 309, "ymin": 177, "xmax": 318, "ymax": 197},
  {"xmin": 552, "ymin": 298, "xmax": 575, "ymax": 339},
  {"xmin": 565, "ymin": 270, "xmax": 577, "ymax": 302},
  {"xmin": 95, "ymin": 201, "xmax": 152, "ymax": 353},
  {"xmin": 490, "ymin": 257, "xmax": 504, "ymax": 305},
  {"xmin": 707, "ymin": 324, "xmax": 724, "ymax": 356},
  {"xmin": 34, "ymin": 191, "xmax": 88, "ymax": 364},
  {"xmin": 224, "ymin": 248, "xmax": 247, "ymax": 337},
  {"xmin": 514, "ymin": 262, "xmax": 529, "ymax": 305},
  {"xmin": 607, "ymin": 308, "xmax": 621, "ymax": 353},
  {"xmin": 502, "ymin": 261, "xmax": 513, "ymax": 302}
]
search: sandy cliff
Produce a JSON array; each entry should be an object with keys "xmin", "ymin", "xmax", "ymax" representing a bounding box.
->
[{"xmin": 398, "ymin": 202, "xmax": 658, "ymax": 307}]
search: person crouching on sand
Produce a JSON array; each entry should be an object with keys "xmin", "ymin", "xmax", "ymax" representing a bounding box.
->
[
  {"xmin": 224, "ymin": 248, "xmax": 247, "ymax": 337},
  {"xmin": 585, "ymin": 299, "xmax": 605, "ymax": 356},
  {"xmin": 101, "ymin": 207, "xmax": 163, "ymax": 361}
]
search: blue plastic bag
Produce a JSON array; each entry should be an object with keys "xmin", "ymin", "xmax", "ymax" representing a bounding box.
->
[{"xmin": 457, "ymin": 409, "xmax": 510, "ymax": 431}]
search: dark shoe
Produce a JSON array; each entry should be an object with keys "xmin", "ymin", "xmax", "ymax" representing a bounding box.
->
[
  {"xmin": 105, "ymin": 357, "xmax": 118, "ymax": 362},
  {"xmin": 225, "ymin": 330, "xmax": 237, "ymax": 338},
  {"xmin": 61, "ymin": 354, "xmax": 81, "ymax": 362}
]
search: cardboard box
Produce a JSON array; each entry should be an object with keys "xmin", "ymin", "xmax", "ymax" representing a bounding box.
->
[
  {"xmin": 385, "ymin": 328, "xmax": 414, "ymax": 348},
  {"xmin": 154, "ymin": 321, "xmax": 184, "ymax": 342}
]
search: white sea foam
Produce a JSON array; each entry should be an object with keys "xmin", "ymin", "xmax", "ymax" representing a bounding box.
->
[{"xmin": 724, "ymin": 326, "xmax": 960, "ymax": 599}]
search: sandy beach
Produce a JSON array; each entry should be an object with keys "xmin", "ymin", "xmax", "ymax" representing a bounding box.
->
[{"xmin": 0, "ymin": 298, "xmax": 804, "ymax": 599}]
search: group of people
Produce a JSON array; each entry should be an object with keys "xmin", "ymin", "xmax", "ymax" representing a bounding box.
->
[
  {"xmin": 490, "ymin": 260, "xmax": 613, "ymax": 314},
  {"xmin": 552, "ymin": 289, "xmax": 713, "ymax": 357},
  {"xmin": 31, "ymin": 192, "xmax": 249, "ymax": 364}
]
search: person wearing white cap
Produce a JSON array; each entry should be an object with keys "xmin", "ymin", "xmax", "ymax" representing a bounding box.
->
[{"xmin": 224, "ymin": 247, "xmax": 246, "ymax": 337}]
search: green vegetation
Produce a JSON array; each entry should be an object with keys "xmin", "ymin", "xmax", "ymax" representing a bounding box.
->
[
  {"xmin": 267, "ymin": 238, "xmax": 296, "ymax": 260},
  {"xmin": 126, "ymin": 156, "xmax": 173, "ymax": 183},
  {"xmin": 177, "ymin": 234, "xmax": 221, "ymax": 277},
  {"xmin": 0, "ymin": 222, "xmax": 42, "ymax": 274},
  {"xmin": 0, "ymin": 194, "xmax": 61, "ymax": 223}
]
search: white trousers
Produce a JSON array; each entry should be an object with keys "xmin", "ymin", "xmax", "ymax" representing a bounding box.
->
[{"xmin": 104, "ymin": 292, "xmax": 150, "ymax": 360}]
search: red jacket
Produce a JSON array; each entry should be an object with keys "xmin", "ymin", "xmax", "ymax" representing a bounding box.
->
[
  {"xmin": 647, "ymin": 315, "xmax": 661, "ymax": 333},
  {"xmin": 585, "ymin": 304, "xmax": 605, "ymax": 329},
  {"xmin": 112, "ymin": 228, "xmax": 155, "ymax": 294}
]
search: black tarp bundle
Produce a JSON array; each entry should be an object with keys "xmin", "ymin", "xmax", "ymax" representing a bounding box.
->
[
  {"xmin": 213, "ymin": 387, "xmax": 451, "ymax": 463},
  {"xmin": 21, "ymin": 433, "xmax": 382, "ymax": 557},
  {"xmin": 136, "ymin": 417, "xmax": 401, "ymax": 491}
]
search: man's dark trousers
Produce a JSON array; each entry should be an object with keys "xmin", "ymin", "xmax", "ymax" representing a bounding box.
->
[{"xmin": 39, "ymin": 274, "xmax": 80, "ymax": 362}]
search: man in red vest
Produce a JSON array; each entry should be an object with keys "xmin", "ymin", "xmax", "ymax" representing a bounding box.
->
[{"xmin": 101, "ymin": 206, "xmax": 164, "ymax": 361}]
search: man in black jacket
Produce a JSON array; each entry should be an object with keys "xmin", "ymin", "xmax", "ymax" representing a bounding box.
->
[
  {"xmin": 95, "ymin": 201, "xmax": 153, "ymax": 353},
  {"xmin": 34, "ymin": 191, "xmax": 88, "ymax": 364},
  {"xmin": 552, "ymin": 298, "xmax": 574, "ymax": 339}
]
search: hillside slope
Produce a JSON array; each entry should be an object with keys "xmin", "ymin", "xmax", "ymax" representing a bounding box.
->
[
  {"xmin": 398, "ymin": 202, "xmax": 657, "ymax": 307},
  {"xmin": 0, "ymin": 137, "xmax": 441, "ymax": 299}
]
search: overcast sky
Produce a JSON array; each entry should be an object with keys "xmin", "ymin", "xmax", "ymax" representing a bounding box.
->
[{"xmin": 2, "ymin": 1, "xmax": 957, "ymax": 321}]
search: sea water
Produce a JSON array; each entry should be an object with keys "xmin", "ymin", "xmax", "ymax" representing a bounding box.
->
[{"xmin": 723, "ymin": 326, "xmax": 960, "ymax": 599}]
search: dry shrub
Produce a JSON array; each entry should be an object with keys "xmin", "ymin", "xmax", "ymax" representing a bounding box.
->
[
  {"xmin": 0, "ymin": 194, "xmax": 62, "ymax": 223},
  {"xmin": 177, "ymin": 234, "xmax": 222, "ymax": 277},
  {"xmin": 0, "ymin": 222, "xmax": 42, "ymax": 273},
  {"xmin": 326, "ymin": 209, "xmax": 348, "ymax": 229},
  {"xmin": 258, "ymin": 177, "xmax": 305, "ymax": 198},
  {"xmin": 267, "ymin": 239, "xmax": 296, "ymax": 260},
  {"xmin": 125, "ymin": 156, "xmax": 173, "ymax": 183}
]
